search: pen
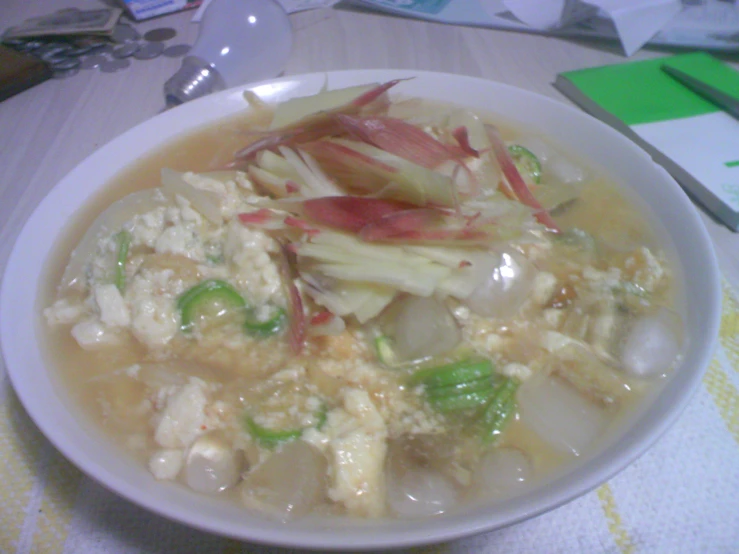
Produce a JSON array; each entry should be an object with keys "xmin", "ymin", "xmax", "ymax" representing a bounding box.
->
[{"xmin": 661, "ymin": 64, "xmax": 739, "ymax": 122}]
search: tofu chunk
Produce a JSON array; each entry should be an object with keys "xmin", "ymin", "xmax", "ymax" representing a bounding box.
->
[
  {"xmin": 94, "ymin": 284, "xmax": 131, "ymax": 327},
  {"xmin": 315, "ymin": 389, "xmax": 388, "ymax": 517},
  {"xmin": 154, "ymin": 378, "xmax": 209, "ymax": 449}
]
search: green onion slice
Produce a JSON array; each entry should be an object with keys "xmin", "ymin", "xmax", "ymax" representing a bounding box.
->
[
  {"xmin": 508, "ymin": 144, "xmax": 541, "ymax": 185},
  {"xmin": 479, "ymin": 378, "xmax": 519, "ymax": 443},
  {"xmin": 177, "ymin": 279, "xmax": 246, "ymax": 333},
  {"xmin": 408, "ymin": 359, "xmax": 494, "ymax": 389}
]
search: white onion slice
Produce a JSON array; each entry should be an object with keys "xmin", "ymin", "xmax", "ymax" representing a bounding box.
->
[
  {"xmin": 386, "ymin": 467, "xmax": 458, "ymax": 517},
  {"xmin": 465, "ymin": 250, "xmax": 535, "ymax": 319},
  {"xmin": 307, "ymin": 313, "xmax": 346, "ymax": 336},
  {"xmin": 184, "ymin": 432, "xmax": 243, "ymax": 493},
  {"xmin": 61, "ymin": 189, "xmax": 168, "ymax": 290},
  {"xmin": 620, "ymin": 308, "xmax": 682, "ymax": 378},
  {"xmin": 546, "ymin": 155, "xmax": 587, "ymax": 185},
  {"xmin": 472, "ymin": 448, "xmax": 532, "ymax": 497},
  {"xmin": 518, "ymin": 376, "xmax": 607, "ymax": 456},
  {"xmin": 393, "ymin": 296, "xmax": 461, "ymax": 362},
  {"xmin": 513, "ymin": 136, "xmax": 587, "ymax": 185},
  {"xmin": 240, "ymin": 441, "xmax": 326, "ymax": 518},
  {"xmin": 161, "ymin": 168, "xmax": 223, "ymax": 224}
]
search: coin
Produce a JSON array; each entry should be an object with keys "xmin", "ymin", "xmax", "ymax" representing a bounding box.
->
[
  {"xmin": 80, "ymin": 55, "xmax": 108, "ymax": 69},
  {"xmin": 37, "ymin": 43, "xmax": 72, "ymax": 58},
  {"xmin": 53, "ymin": 67, "xmax": 80, "ymax": 79},
  {"xmin": 143, "ymin": 27, "xmax": 177, "ymax": 42},
  {"xmin": 39, "ymin": 50, "xmax": 72, "ymax": 63},
  {"xmin": 112, "ymin": 43, "xmax": 139, "ymax": 59},
  {"xmin": 83, "ymin": 40, "xmax": 110, "ymax": 52},
  {"xmin": 18, "ymin": 40, "xmax": 45, "ymax": 52},
  {"xmin": 42, "ymin": 53, "xmax": 70, "ymax": 65},
  {"xmin": 111, "ymin": 23, "xmax": 140, "ymax": 44},
  {"xmin": 163, "ymin": 44, "xmax": 191, "ymax": 58},
  {"xmin": 3, "ymin": 38, "xmax": 27, "ymax": 47},
  {"xmin": 66, "ymin": 45, "xmax": 93, "ymax": 56},
  {"xmin": 51, "ymin": 57, "xmax": 81, "ymax": 70},
  {"xmin": 133, "ymin": 41, "xmax": 164, "ymax": 60},
  {"xmin": 99, "ymin": 59, "xmax": 130, "ymax": 73}
]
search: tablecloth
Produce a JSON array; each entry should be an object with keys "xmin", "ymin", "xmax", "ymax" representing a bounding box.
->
[{"xmin": 2, "ymin": 283, "xmax": 738, "ymax": 554}]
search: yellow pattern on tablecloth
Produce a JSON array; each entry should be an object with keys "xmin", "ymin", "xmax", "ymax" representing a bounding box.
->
[
  {"xmin": 597, "ymin": 483, "xmax": 634, "ymax": 554},
  {"xmin": 29, "ymin": 457, "xmax": 81, "ymax": 554},
  {"xmin": 703, "ymin": 283, "xmax": 739, "ymax": 447},
  {"xmin": 0, "ymin": 392, "xmax": 44, "ymax": 552},
  {"xmin": 720, "ymin": 282, "xmax": 739, "ymax": 372}
]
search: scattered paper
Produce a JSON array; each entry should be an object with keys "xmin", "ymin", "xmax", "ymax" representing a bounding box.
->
[
  {"xmin": 590, "ymin": 0, "xmax": 682, "ymax": 56},
  {"xmin": 191, "ymin": 0, "xmax": 340, "ymax": 22},
  {"xmin": 187, "ymin": 0, "xmax": 739, "ymax": 56},
  {"xmin": 501, "ymin": 0, "xmax": 596, "ymax": 30},
  {"xmin": 3, "ymin": 7, "xmax": 123, "ymax": 39},
  {"xmin": 502, "ymin": 0, "xmax": 681, "ymax": 55}
]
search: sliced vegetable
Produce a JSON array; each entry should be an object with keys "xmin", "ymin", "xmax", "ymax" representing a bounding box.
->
[
  {"xmin": 392, "ymin": 296, "xmax": 461, "ymax": 362},
  {"xmin": 184, "ymin": 431, "xmax": 244, "ymax": 493},
  {"xmin": 479, "ymin": 378, "xmax": 519, "ymax": 443},
  {"xmin": 472, "ymin": 448, "xmax": 532, "ymax": 495},
  {"xmin": 178, "ymin": 279, "xmax": 246, "ymax": 333},
  {"xmin": 269, "ymin": 83, "xmax": 377, "ymax": 130},
  {"xmin": 61, "ymin": 189, "xmax": 168, "ymax": 290},
  {"xmin": 277, "ymin": 241, "xmax": 306, "ymax": 354},
  {"xmin": 303, "ymin": 196, "xmax": 422, "ymax": 234},
  {"xmin": 307, "ymin": 310, "xmax": 346, "ymax": 336},
  {"xmin": 426, "ymin": 377, "xmax": 495, "ymax": 398},
  {"xmin": 243, "ymin": 89, "xmax": 273, "ymax": 123},
  {"xmin": 314, "ymin": 403, "xmax": 328, "ymax": 431},
  {"xmin": 620, "ymin": 309, "xmax": 682, "ymax": 378},
  {"xmin": 245, "ymin": 403, "xmax": 329, "ymax": 448},
  {"xmin": 465, "ymin": 250, "xmax": 535, "ymax": 319},
  {"xmin": 530, "ymin": 182, "xmax": 580, "ymax": 212},
  {"xmin": 303, "ymin": 139, "xmax": 455, "ymax": 207},
  {"xmin": 277, "ymin": 147, "xmax": 344, "ymax": 197},
  {"xmin": 239, "ymin": 440, "xmax": 327, "ymax": 519},
  {"xmin": 408, "ymin": 359, "xmax": 493, "ymax": 389},
  {"xmin": 244, "ymin": 306, "xmax": 286, "ymax": 337},
  {"xmin": 508, "ymin": 145, "xmax": 541, "ymax": 185},
  {"xmin": 114, "ymin": 230, "xmax": 131, "ymax": 293},
  {"xmin": 234, "ymin": 79, "xmax": 404, "ymax": 161},
  {"xmin": 161, "ymin": 168, "xmax": 223, "ymax": 224},
  {"xmin": 374, "ymin": 335, "xmax": 397, "ymax": 365},
  {"xmin": 517, "ymin": 376, "xmax": 607, "ymax": 456},
  {"xmin": 485, "ymin": 125, "xmax": 559, "ymax": 232},
  {"xmin": 427, "ymin": 389, "xmax": 494, "ymax": 413},
  {"xmin": 335, "ymin": 114, "xmax": 471, "ymax": 169},
  {"xmin": 245, "ymin": 416, "xmax": 303, "ymax": 448}
]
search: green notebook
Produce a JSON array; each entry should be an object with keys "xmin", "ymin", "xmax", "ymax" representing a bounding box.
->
[{"xmin": 555, "ymin": 52, "xmax": 739, "ymax": 231}]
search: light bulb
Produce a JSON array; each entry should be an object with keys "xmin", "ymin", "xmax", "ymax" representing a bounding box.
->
[{"xmin": 164, "ymin": 0, "xmax": 292, "ymax": 106}]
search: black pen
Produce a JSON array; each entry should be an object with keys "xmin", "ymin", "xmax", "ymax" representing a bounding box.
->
[{"xmin": 661, "ymin": 63, "xmax": 739, "ymax": 122}]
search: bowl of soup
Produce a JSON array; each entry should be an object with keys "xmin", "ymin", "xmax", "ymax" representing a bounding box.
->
[{"xmin": 0, "ymin": 70, "xmax": 721, "ymax": 549}]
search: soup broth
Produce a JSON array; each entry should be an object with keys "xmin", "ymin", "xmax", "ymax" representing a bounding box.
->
[{"xmin": 42, "ymin": 86, "xmax": 683, "ymax": 520}]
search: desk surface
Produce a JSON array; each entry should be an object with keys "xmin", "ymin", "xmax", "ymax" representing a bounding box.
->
[{"xmin": 1, "ymin": 2, "xmax": 738, "ymax": 553}]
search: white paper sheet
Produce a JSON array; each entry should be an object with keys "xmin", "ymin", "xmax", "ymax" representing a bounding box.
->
[
  {"xmin": 191, "ymin": 0, "xmax": 340, "ymax": 22},
  {"xmin": 502, "ymin": 0, "xmax": 681, "ymax": 55},
  {"xmin": 189, "ymin": 0, "xmax": 739, "ymax": 55}
]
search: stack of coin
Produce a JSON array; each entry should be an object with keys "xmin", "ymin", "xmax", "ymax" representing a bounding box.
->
[{"xmin": 2, "ymin": 21, "xmax": 191, "ymax": 79}]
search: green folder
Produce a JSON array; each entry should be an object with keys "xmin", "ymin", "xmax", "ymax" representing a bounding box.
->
[{"xmin": 555, "ymin": 52, "xmax": 739, "ymax": 230}]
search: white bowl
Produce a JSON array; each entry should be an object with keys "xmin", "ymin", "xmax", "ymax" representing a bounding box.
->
[{"xmin": 0, "ymin": 70, "xmax": 721, "ymax": 550}]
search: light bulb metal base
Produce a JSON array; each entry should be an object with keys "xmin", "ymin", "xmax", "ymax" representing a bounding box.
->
[{"xmin": 164, "ymin": 56, "xmax": 227, "ymax": 107}]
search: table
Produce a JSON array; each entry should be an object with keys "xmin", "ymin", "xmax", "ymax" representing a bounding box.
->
[{"xmin": 1, "ymin": 2, "xmax": 738, "ymax": 553}]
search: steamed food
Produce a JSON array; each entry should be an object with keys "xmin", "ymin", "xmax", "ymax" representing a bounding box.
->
[{"xmin": 43, "ymin": 81, "xmax": 683, "ymax": 520}]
